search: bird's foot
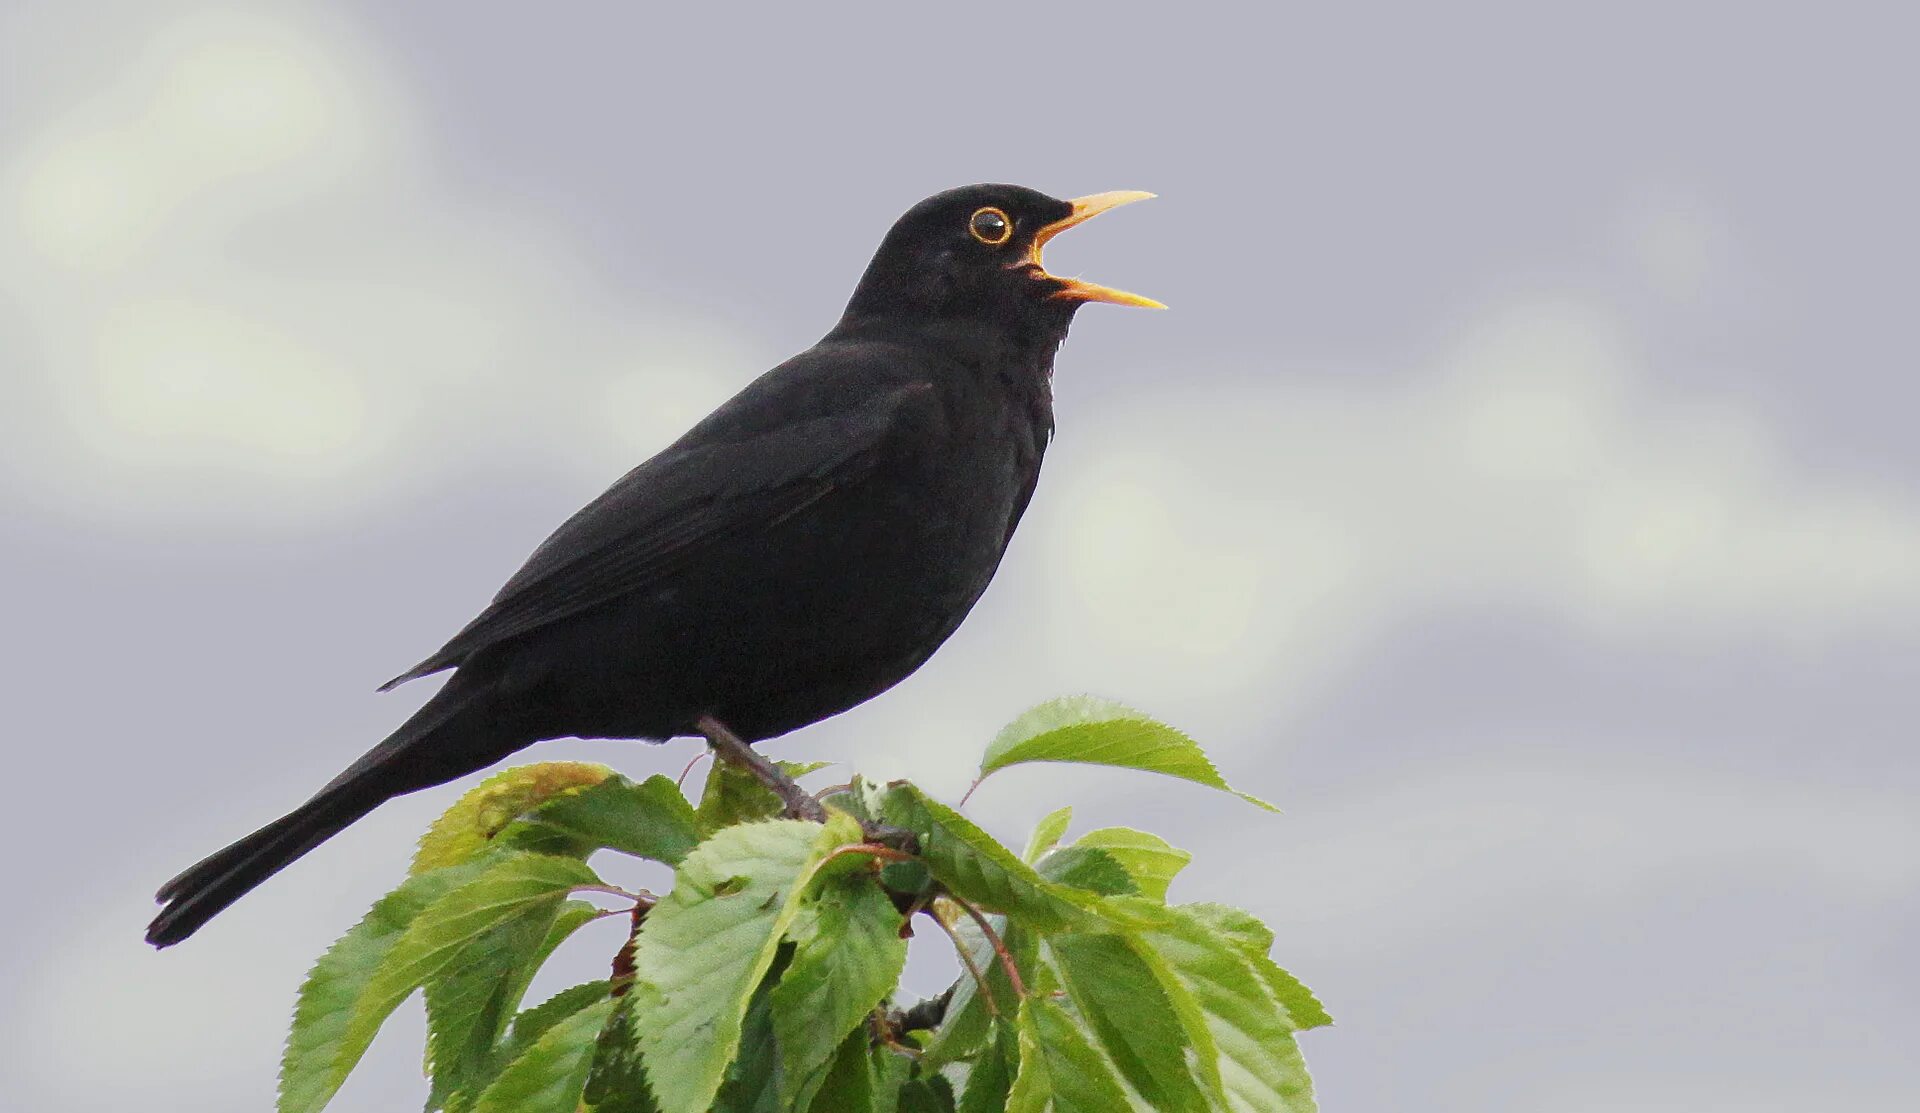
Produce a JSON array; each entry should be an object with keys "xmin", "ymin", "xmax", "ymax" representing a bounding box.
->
[{"xmin": 695, "ymin": 714, "xmax": 827, "ymax": 823}]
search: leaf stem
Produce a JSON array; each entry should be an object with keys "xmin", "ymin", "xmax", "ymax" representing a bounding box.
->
[
  {"xmin": 923, "ymin": 907, "xmax": 1000, "ymax": 1018},
  {"xmin": 956, "ymin": 777, "xmax": 985, "ymax": 810},
  {"xmin": 953, "ymin": 896, "xmax": 1028, "ymax": 999},
  {"xmin": 572, "ymin": 883, "xmax": 650, "ymax": 903}
]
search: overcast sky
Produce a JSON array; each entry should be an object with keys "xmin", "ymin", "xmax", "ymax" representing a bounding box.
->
[{"xmin": 3, "ymin": 3, "xmax": 1916, "ymax": 1111}]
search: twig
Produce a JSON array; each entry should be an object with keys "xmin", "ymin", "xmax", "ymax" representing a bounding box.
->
[
  {"xmin": 893, "ymin": 986, "xmax": 954, "ymax": 1034},
  {"xmin": 697, "ymin": 714, "xmax": 826, "ymax": 822},
  {"xmin": 609, "ymin": 900, "xmax": 649, "ymax": 996},
  {"xmin": 573, "ymin": 883, "xmax": 649, "ymax": 903},
  {"xmin": 818, "ymin": 842, "xmax": 920, "ymax": 871},
  {"xmin": 859, "ymin": 823, "xmax": 920, "ymax": 855},
  {"xmin": 924, "ymin": 906, "xmax": 1000, "ymax": 1018},
  {"xmin": 897, "ymin": 891, "xmax": 932, "ymax": 938},
  {"xmin": 866, "ymin": 1008, "xmax": 924, "ymax": 1059},
  {"xmin": 954, "ymin": 896, "xmax": 1027, "ymax": 999}
]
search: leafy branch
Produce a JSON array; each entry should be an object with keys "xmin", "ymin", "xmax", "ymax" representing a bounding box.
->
[{"xmin": 278, "ymin": 697, "xmax": 1329, "ymax": 1113}]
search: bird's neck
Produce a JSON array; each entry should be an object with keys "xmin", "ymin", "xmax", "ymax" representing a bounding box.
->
[{"xmin": 827, "ymin": 313, "xmax": 1070, "ymax": 385}]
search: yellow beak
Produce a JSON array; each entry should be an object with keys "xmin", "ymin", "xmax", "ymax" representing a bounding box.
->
[{"xmin": 1026, "ymin": 191, "xmax": 1164, "ymax": 309}]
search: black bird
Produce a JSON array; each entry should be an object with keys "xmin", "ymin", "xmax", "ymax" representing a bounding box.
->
[{"xmin": 147, "ymin": 184, "xmax": 1159, "ymax": 947}]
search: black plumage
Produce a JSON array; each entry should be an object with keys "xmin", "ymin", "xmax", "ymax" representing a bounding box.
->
[{"xmin": 147, "ymin": 184, "xmax": 1158, "ymax": 947}]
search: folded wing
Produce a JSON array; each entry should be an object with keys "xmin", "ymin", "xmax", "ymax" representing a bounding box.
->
[{"xmin": 382, "ymin": 382, "xmax": 930, "ymax": 689}]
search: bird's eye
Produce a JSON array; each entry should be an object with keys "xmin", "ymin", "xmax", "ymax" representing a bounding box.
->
[{"xmin": 968, "ymin": 207, "xmax": 1012, "ymax": 246}]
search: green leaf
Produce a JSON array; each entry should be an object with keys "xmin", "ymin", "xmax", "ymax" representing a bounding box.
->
[
  {"xmin": 899, "ymin": 1075, "xmax": 959, "ymax": 1113},
  {"xmin": 430, "ymin": 898, "xmax": 597, "ymax": 1110},
  {"xmin": 1135, "ymin": 906, "xmax": 1318, "ymax": 1112},
  {"xmin": 423, "ymin": 896, "xmax": 560, "ymax": 1109},
  {"xmin": 1254, "ymin": 963, "xmax": 1332, "ymax": 1034},
  {"xmin": 629, "ymin": 813, "xmax": 862, "ymax": 1113},
  {"xmin": 794, "ymin": 1033, "xmax": 913, "ymax": 1113},
  {"xmin": 696, "ymin": 759, "xmax": 832, "ymax": 835},
  {"xmin": 1005, "ymin": 996, "xmax": 1133, "ymax": 1113},
  {"xmin": 956, "ymin": 1024, "xmax": 1017, "ymax": 1113},
  {"xmin": 1073, "ymin": 828, "xmax": 1191, "ymax": 903},
  {"xmin": 505, "ymin": 774, "xmax": 702, "ymax": 866},
  {"xmin": 769, "ymin": 874, "xmax": 909, "ymax": 1105},
  {"xmin": 948, "ymin": 1028, "xmax": 1013, "ymax": 1113},
  {"xmin": 287, "ymin": 728, "xmax": 1324, "ymax": 1113},
  {"xmin": 469, "ymin": 996, "xmax": 618, "ymax": 1113},
  {"xmin": 1036, "ymin": 846, "xmax": 1138, "ymax": 896},
  {"xmin": 1181, "ymin": 902, "xmax": 1271, "ymax": 950},
  {"xmin": 815, "ymin": 774, "xmax": 877, "ymax": 823},
  {"xmin": 713, "ymin": 974, "xmax": 786, "ymax": 1113},
  {"xmin": 1049, "ymin": 933, "xmax": 1209, "ymax": 1112},
  {"xmin": 881, "ymin": 784, "xmax": 1089, "ymax": 931},
  {"xmin": 280, "ymin": 858, "xmax": 493, "ymax": 1113},
  {"xmin": 414, "ymin": 763, "xmax": 615, "ymax": 874},
  {"xmin": 802, "ymin": 1030, "xmax": 877, "ymax": 1113},
  {"xmin": 507, "ymin": 981, "xmax": 614, "ymax": 1060},
  {"xmin": 1181, "ymin": 904, "xmax": 1331, "ymax": 1030},
  {"xmin": 583, "ymin": 999, "xmax": 660, "ymax": 1113},
  {"xmin": 879, "ymin": 857, "xmax": 933, "ymax": 897},
  {"xmin": 1023, "ymin": 806, "xmax": 1074, "ymax": 863},
  {"xmin": 871, "ymin": 1046, "xmax": 914, "ymax": 1110},
  {"xmin": 371, "ymin": 855, "xmax": 599, "ymax": 1029},
  {"xmin": 443, "ymin": 972, "xmax": 610, "ymax": 1113},
  {"xmin": 1004, "ymin": 1013, "xmax": 1047, "ymax": 1113},
  {"xmin": 281, "ymin": 854, "xmax": 598, "ymax": 1113},
  {"xmin": 979, "ymin": 696, "xmax": 1277, "ymax": 811}
]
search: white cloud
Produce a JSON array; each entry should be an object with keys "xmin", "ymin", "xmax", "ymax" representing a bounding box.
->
[
  {"xmin": 1031, "ymin": 296, "xmax": 1920, "ymax": 736},
  {"xmin": 0, "ymin": 3, "xmax": 760, "ymax": 524},
  {"xmin": 1236, "ymin": 754, "xmax": 1920, "ymax": 950},
  {"xmin": 1521, "ymin": 1078, "xmax": 1913, "ymax": 1113},
  {"xmin": 9, "ymin": 808, "xmax": 411, "ymax": 1110},
  {"xmin": 1616, "ymin": 180, "xmax": 1725, "ymax": 304},
  {"xmin": 8, "ymin": 7, "xmax": 396, "ymax": 274}
]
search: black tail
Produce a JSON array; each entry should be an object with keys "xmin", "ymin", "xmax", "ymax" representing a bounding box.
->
[{"xmin": 147, "ymin": 681, "xmax": 521, "ymax": 948}]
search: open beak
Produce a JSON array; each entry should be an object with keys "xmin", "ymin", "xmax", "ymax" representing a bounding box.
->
[{"xmin": 1024, "ymin": 190, "xmax": 1164, "ymax": 309}]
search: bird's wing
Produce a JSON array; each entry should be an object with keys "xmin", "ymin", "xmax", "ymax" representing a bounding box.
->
[{"xmin": 381, "ymin": 381, "xmax": 932, "ymax": 689}]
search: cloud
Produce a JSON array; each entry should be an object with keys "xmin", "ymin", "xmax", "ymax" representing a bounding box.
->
[
  {"xmin": 7, "ymin": 803, "xmax": 415, "ymax": 1109},
  {"xmin": 0, "ymin": 3, "xmax": 761, "ymax": 524},
  {"xmin": 1034, "ymin": 295, "xmax": 1920, "ymax": 725},
  {"xmin": 1234, "ymin": 753, "xmax": 1920, "ymax": 951},
  {"xmin": 1615, "ymin": 181, "xmax": 1726, "ymax": 304},
  {"xmin": 1518, "ymin": 1081, "xmax": 1914, "ymax": 1113}
]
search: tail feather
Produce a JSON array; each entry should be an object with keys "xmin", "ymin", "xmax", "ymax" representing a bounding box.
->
[
  {"xmin": 146, "ymin": 785, "xmax": 382, "ymax": 947},
  {"xmin": 147, "ymin": 680, "xmax": 514, "ymax": 948}
]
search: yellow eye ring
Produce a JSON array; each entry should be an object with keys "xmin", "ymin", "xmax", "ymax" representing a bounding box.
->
[{"xmin": 968, "ymin": 206, "xmax": 1012, "ymax": 246}]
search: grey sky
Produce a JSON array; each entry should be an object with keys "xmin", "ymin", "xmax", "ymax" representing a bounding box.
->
[{"xmin": 2, "ymin": 3, "xmax": 1915, "ymax": 1111}]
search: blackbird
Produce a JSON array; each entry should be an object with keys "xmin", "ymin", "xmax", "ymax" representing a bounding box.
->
[{"xmin": 147, "ymin": 184, "xmax": 1159, "ymax": 947}]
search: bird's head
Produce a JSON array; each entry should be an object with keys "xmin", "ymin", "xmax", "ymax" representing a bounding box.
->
[{"xmin": 840, "ymin": 184, "xmax": 1161, "ymax": 338}]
